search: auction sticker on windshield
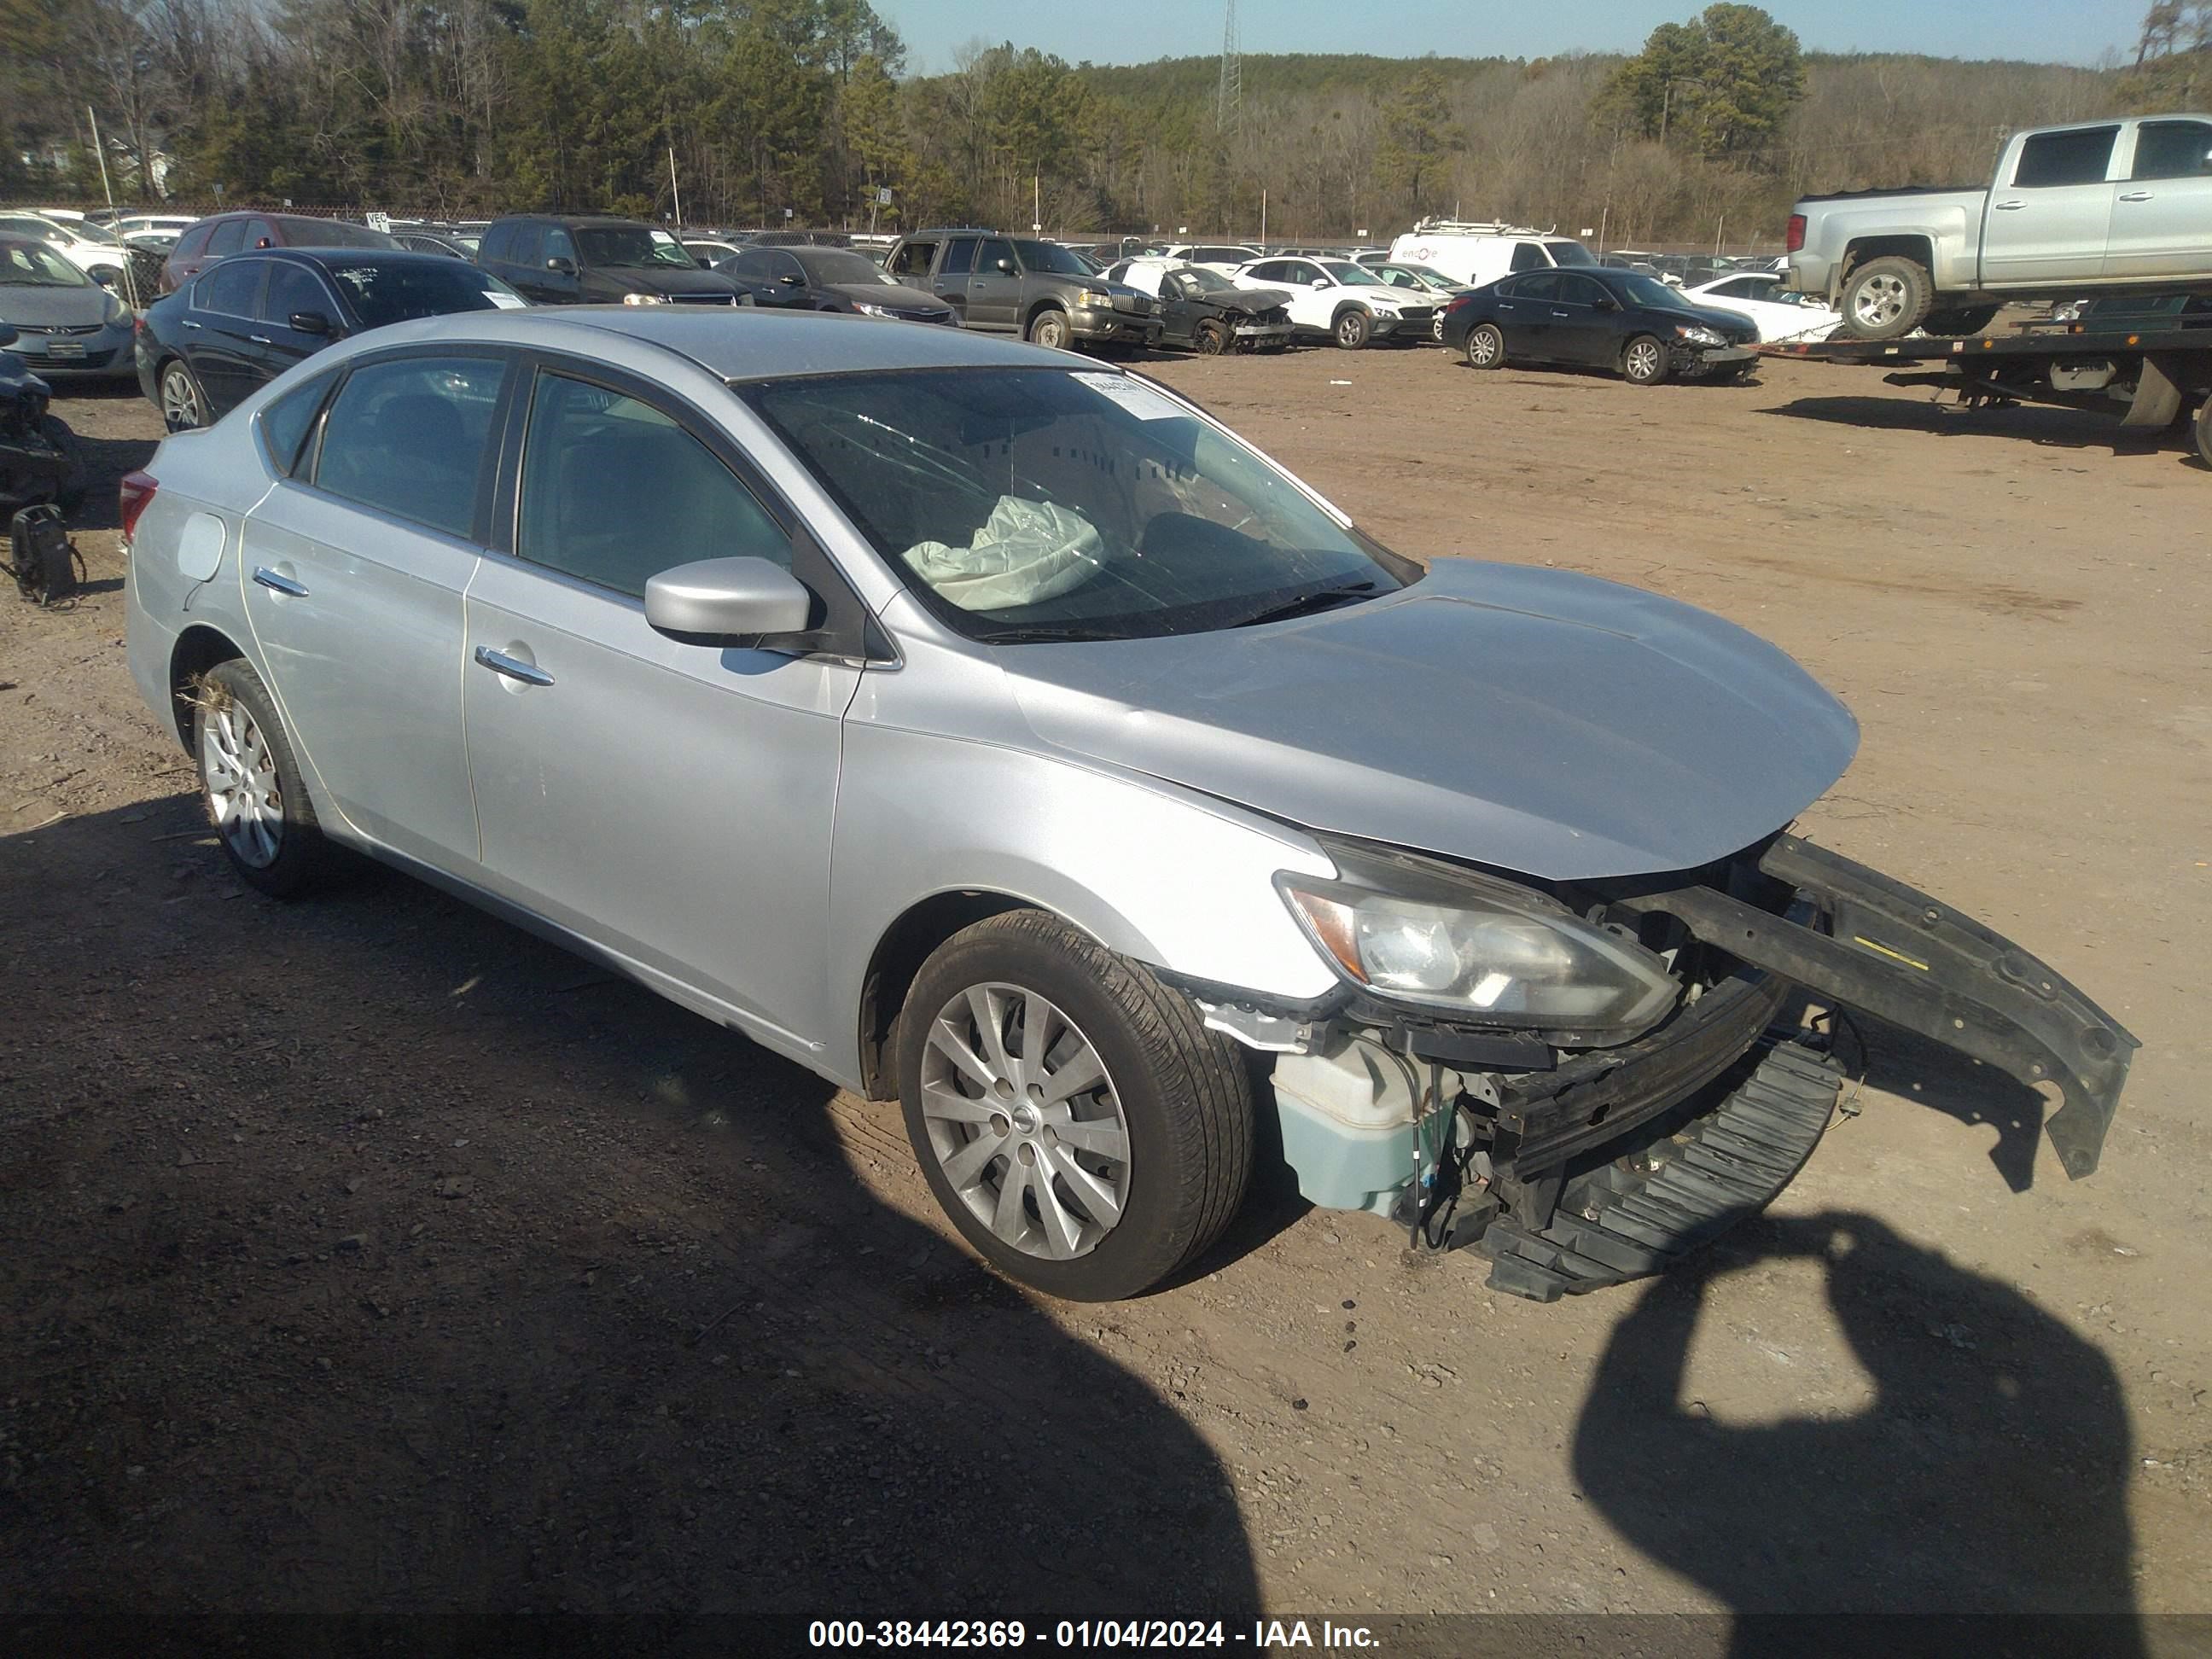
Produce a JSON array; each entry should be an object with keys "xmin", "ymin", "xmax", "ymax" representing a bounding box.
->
[{"xmin": 1071, "ymin": 372, "xmax": 1185, "ymax": 422}]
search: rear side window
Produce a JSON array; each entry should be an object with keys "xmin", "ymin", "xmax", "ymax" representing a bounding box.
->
[
  {"xmin": 175, "ymin": 223, "xmax": 213, "ymax": 257},
  {"xmin": 205, "ymin": 218, "xmax": 249, "ymax": 257},
  {"xmin": 1508, "ymin": 242, "xmax": 1549, "ymax": 272},
  {"xmin": 479, "ymin": 223, "xmax": 513, "ymax": 264},
  {"xmin": 259, "ymin": 368, "xmax": 341, "ymax": 476},
  {"xmin": 2014, "ymin": 126, "xmax": 2119, "ymax": 188},
  {"xmin": 203, "ymin": 259, "xmax": 265, "ymax": 317},
  {"xmin": 311, "ymin": 355, "xmax": 507, "ymax": 540},
  {"xmin": 2132, "ymin": 119, "xmax": 2212, "ymax": 180},
  {"xmin": 516, "ymin": 373, "xmax": 789, "ymax": 598},
  {"xmin": 1514, "ymin": 272, "xmax": 1563, "ymax": 301}
]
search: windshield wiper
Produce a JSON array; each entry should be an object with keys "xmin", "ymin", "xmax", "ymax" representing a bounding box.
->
[
  {"xmin": 1225, "ymin": 582, "xmax": 1378, "ymax": 629},
  {"xmin": 975, "ymin": 624, "xmax": 1123, "ymax": 644}
]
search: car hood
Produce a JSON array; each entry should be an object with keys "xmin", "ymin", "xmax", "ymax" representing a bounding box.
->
[
  {"xmin": 0, "ymin": 283, "xmax": 115, "ymax": 327},
  {"xmin": 592, "ymin": 266, "xmax": 742, "ymax": 297},
  {"xmin": 831, "ymin": 281, "xmax": 946, "ymax": 310},
  {"xmin": 1209, "ymin": 286, "xmax": 1294, "ymax": 314},
  {"xmin": 999, "ymin": 558, "xmax": 1858, "ymax": 881},
  {"xmin": 1660, "ymin": 300, "xmax": 1761, "ymax": 342}
]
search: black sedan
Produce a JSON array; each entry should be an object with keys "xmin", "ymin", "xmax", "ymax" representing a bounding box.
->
[
  {"xmin": 1441, "ymin": 267, "xmax": 1761, "ymax": 385},
  {"xmin": 136, "ymin": 248, "xmax": 524, "ymax": 430},
  {"xmin": 716, "ymin": 244, "xmax": 956, "ymax": 323}
]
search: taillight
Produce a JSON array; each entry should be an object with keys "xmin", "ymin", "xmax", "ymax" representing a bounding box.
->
[
  {"xmin": 119, "ymin": 471, "xmax": 158, "ymax": 541},
  {"xmin": 1784, "ymin": 213, "xmax": 1806, "ymax": 255}
]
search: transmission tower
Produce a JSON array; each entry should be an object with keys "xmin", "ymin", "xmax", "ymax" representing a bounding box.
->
[{"xmin": 1216, "ymin": 0, "xmax": 1243, "ymax": 135}]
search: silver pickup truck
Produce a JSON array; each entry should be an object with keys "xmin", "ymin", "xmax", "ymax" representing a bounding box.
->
[{"xmin": 1789, "ymin": 114, "xmax": 2212, "ymax": 340}]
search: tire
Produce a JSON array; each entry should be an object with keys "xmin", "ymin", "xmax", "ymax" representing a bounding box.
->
[
  {"xmin": 1464, "ymin": 322, "xmax": 1506, "ymax": 370},
  {"xmin": 896, "ymin": 910, "xmax": 1254, "ymax": 1301},
  {"xmin": 2195, "ymin": 397, "xmax": 2212, "ymax": 471},
  {"xmin": 192, "ymin": 659, "xmax": 342, "ymax": 899},
  {"xmin": 1924, "ymin": 305, "xmax": 2000, "ymax": 337},
  {"xmin": 159, "ymin": 358, "xmax": 208, "ymax": 432},
  {"xmin": 1194, "ymin": 320, "xmax": 1230, "ymax": 356},
  {"xmin": 1838, "ymin": 254, "xmax": 1934, "ymax": 341},
  {"xmin": 1026, "ymin": 308, "xmax": 1070, "ymax": 350},
  {"xmin": 1622, "ymin": 334, "xmax": 1671, "ymax": 385},
  {"xmin": 1332, "ymin": 308, "xmax": 1371, "ymax": 350}
]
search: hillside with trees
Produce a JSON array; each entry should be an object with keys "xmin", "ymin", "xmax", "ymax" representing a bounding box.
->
[{"xmin": 1, "ymin": 1, "xmax": 2199, "ymax": 248}]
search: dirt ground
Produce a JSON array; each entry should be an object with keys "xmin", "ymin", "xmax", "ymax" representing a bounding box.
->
[{"xmin": 3, "ymin": 346, "xmax": 2209, "ymax": 1635}]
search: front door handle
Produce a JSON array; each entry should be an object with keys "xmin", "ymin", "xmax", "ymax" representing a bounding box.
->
[
  {"xmin": 2117, "ymin": 190, "xmax": 2154, "ymax": 202},
  {"xmin": 1993, "ymin": 200, "xmax": 2027, "ymax": 211},
  {"xmin": 249, "ymin": 334, "xmax": 271, "ymax": 345},
  {"xmin": 474, "ymin": 645, "xmax": 554, "ymax": 688},
  {"xmin": 181, "ymin": 318, "xmax": 202, "ymax": 329},
  {"xmin": 1551, "ymin": 309, "xmax": 1572, "ymax": 317},
  {"xmin": 252, "ymin": 566, "xmax": 308, "ymax": 597}
]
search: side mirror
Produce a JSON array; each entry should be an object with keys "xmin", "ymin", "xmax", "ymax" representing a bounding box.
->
[
  {"xmin": 778, "ymin": 271, "xmax": 804, "ymax": 287},
  {"xmin": 0, "ymin": 324, "xmax": 17, "ymax": 349},
  {"xmin": 1592, "ymin": 294, "xmax": 1620, "ymax": 312},
  {"xmin": 646, "ymin": 556, "xmax": 813, "ymax": 643},
  {"xmin": 546, "ymin": 255, "xmax": 576, "ymax": 275},
  {"xmin": 288, "ymin": 310, "xmax": 334, "ymax": 336},
  {"xmin": 994, "ymin": 258, "xmax": 1016, "ymax": 274},
  {"xmin": 1309, "ymin": 276, "xmax": 1329, "ymax": 289}
]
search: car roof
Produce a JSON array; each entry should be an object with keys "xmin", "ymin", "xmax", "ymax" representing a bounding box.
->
[
  {"xmin": 492, "ymin": 214, "xmax": 657, "ymax": 230},
  {"xmin": 221, "ymin": 247, "xmax": 475, "ymax": 271},
  {"xmin": 324, "ymin": 306, "xmax": 1080, "ymax": 382}
]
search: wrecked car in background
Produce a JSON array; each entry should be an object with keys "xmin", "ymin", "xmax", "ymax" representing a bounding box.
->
[
  {"xmin": 120, "ymin": 309, "xmax": 2135, "ymax": 1304},
  {"xmin": 1107, "ymin": 259, "xmax": 1295, "ymax": 353}
]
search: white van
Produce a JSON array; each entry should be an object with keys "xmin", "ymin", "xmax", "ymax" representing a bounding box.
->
[{"xmin": 1385, "ymin": 221, "xmax": 1597, "ymax": 289}]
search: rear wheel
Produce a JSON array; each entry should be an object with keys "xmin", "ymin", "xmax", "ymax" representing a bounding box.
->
[
  {"xmin": 192, "ymin": 660, "xmax": 343, "ymax": 899},
  {"xmin": 159, "ymin": 358, "xmax": 207, "ymax": 432},
  {"xmin": 896, "ymin": 910, "xmax": 1254, "ymax": 1301},
  {"xmin": 1026, "ymin": 308, "xmax": 1070, "ymax": 350},
  {"xmin": 1622, "ymin": 334, "xmax": 1670, "ymax": 385},
  {"xmin": 1464, "ymin": 323, "xmax": 1505, "ymax": 370},
  {"xmin": 2195, "ymin": 397, "xmax": 2212, "ymax": 470},
  {"xmin": 1838, "ymin": 255, "xmax": 1934, "ymax": 341},
  {"xmin": 1332, "ymin": 308, "xmax": 1371, "ymax": 350}
]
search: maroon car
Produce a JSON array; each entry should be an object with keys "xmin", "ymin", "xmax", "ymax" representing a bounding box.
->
[{"xmin": 160, "ymin": 212, "xmax": 399, "ymax": 294}]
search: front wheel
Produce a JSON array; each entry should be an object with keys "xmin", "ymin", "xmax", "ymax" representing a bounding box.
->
[
  {"xmin": 1464, "ymin": 322, "xmax": 1506, "ymax": 370},
  {"xmin": 2194, "ymin": 396, "xmax": 2212, "ymax": 470},
  {"xmin": 159, "ymin": 358, "xmax": 207, "ymax": 432},
  {"xmin": 1333, "ymin": 308, "xmax": 1371, "ymax": 350},
  {"xmin": 193, "ymin": 660, "xmax": 343, "ymax": 899},
  {"xmin": 1194, "ymin": 320, "xmax": 1230, "ymax": 356},
  {"xmin": 896, "ymin": 911, "xmax": 1254, "ymax": 1301},
  {"xmin": 1622, "ymin": 334, "xmax": 1670, "ymax": 385},
  {"xmin": 1026, "ymin": 308, "xmax": 1070, "ymax": 350}
]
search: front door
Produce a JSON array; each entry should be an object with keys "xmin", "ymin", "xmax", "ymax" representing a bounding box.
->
[
  {"xmin": 1982, "ymin": 124, "xmax": 2122, "ymax": 287},
  {"xmin": 461, "ymin": 364, "xmax": 859, "ymax": 1048},
  {"xmin": 238, "ymin": 349, "xmax": 509, "ymax": 869},
  {"xmin": 1545, "ymin": 273, "xmax": 1616, "ymax": 364},
  {"xmin": 966, "ymin": 237, "xmax": 1022, "ymax": 331},
  {"xmin": 2106, "ymin": 119, "xmax": 2212, "ymax": 280},
  {"xmin": 248, "ymin": 260, "xmax": 343, "ymax": 388}
]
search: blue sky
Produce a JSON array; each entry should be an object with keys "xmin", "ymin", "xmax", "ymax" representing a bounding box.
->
[{"xmin": 879, "ymin": 0, "xmax": 2151, "ymax": 75}]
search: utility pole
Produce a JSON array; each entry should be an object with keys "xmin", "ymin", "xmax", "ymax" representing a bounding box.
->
[{"xmin": 1216, "ymin": 0, "xmax": 1242, "ymax": 136}]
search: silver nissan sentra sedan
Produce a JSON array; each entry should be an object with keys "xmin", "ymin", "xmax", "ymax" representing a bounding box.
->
[{"xmin": 120, "ymin": 308, "xmax": 2136, "ymax": 1302}]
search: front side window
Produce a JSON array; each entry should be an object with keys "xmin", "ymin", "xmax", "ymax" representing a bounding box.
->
[
  {"xmin": 1009, "ymin": 239, "xmax": 1089, "ymax": 275},
  {"xmin": 2132, "ymin": 119, "xmax": 2212, "ymax": 180},
  {"xmin": 517, "ymin": 374, "xmax": 789, "ymax": 599},
  {"xmin": 573, "ymin": 225, "xmax": 692, "ymax": 268},
  {"xmin": 1323, "ymin": 261, "xmax": 1385, "ymax": 287},
  {"xmin": 978, "ymin": 239, "xmax": 1016, "ymax": 273},
  {"xmin": 746, "ymin": 367, "xmax": 1412, "ymax": 642},
  {"xmin": 888, "ymin": 240, "xmax": 937, "ymax": 277},
  {"xmin": 1508, "ymin": 242, "xmax": 1548, "ymax": 272},
  {"xmin": 1556, "ymin": 274, "xmax": 1608, "ymax": 306},
  {"xmin": 263, "ymin": 262, "xmax": 335, "ymax": 326},
  {"xmin": 1548, "ymin": 242, "xmax": 1597, "ymax": 267},
  {"xmin": 205, "ymin": 218, "xmax": 249, "ymax": 257},
  {"xmin": 2015, "ymin": 126, "xmax": 2120, "ymax": 188},
  {"xmin": 544, "ymin": 227, "xmax": 577, "ymax": 264},
  {"xmin": 203, "ymin": 259, "xmax": 265, "ymax": 317},
  {"xmin": 312, "ymin": 355, "xmax": 506, "ymax": 539}
]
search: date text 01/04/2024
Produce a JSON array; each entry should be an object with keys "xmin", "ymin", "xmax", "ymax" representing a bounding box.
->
[{"xmin": 806, "ymin": 1622, "xmax": 1380, "ymax": 1650}]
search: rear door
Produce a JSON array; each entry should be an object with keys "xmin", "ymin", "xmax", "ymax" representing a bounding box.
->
[
  {"xmin": 930, "ymin": 237, "xmax": 977, "ymax": 320},
  {"xmin": 2106, "ymin": 118, "xmax": 2212, "ymax": 279},
  {"xmin": 238, "ymin": 349, "xmax": 510, "ymax": 869},
  {"xmin": 189, "ymin": 259, "xmax": 271, "ymax": 417},
  {"xmin": 1492, "ymin": 272, "xmax": 1558, "ymax": 357},
  {"xmin": 461, "ymin": 359, "xmax": 859, "ymax": 1046},
  {"xmin": 966, "ymin": 237, "xmax": 1021, "ymax": 330},
  {"xmin": 1981, "ymin": 124, "xmax": 2122, "ymax": 286}
]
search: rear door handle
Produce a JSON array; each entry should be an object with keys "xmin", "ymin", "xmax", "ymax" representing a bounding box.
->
[
  {"xmin": 1993, "ymin": 200, "xmax": 2027, "ymax": 211},
  {"xmin": 248, "ymin": 334, "xmax": 271, "ymax": 345},
  {"xmin": 2118, "ymin": 190, "xmax": 2154, "ymax": 202},
  {"xmin": 474, "ymin": 645, "xmax": 554, "ymax": 688},
  {"xmin": 181, "ymin": 318, "xmax": 202, "ymax": 329},
  {"xmin": 1551, "ymin": 309, "xmax": 1571, "ymax": 317},
  {"xmin": 252, "ymin": 566, "xmax": 308, "ymax": 597}
]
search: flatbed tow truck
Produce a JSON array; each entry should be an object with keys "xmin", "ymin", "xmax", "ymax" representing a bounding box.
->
[{"xmin": 1767, "ymin": 309, "xmax": 2212, "ymax": 468}]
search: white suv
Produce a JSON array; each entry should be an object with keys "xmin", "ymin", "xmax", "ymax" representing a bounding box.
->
[{"xmin": 1230, "ymin": 256, "xmax": 1436, "ymax": 349}]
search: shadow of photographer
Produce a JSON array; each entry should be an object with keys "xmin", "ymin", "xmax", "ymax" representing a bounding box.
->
[{"xmin": 1572, "ymin": 1209, "xmax": 2139, "ymax": 1650}]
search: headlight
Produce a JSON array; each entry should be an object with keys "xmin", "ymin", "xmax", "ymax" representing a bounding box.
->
[
  {"xmin": 1077, "ymin": 288, "xmax": 1114, "ymax": 308},
  {"xmin": 853, "ymin": 301, "xmax": 892, "ymax": 317},
  {"xmin": 1674, "ymin": 323, "xmax": 1726, "ymax": 346},
  {"xmin": 1278, "ymin": 844, "xmax": 1679, "ymax": 1044},
  {"xmin": 620, "ymin": 292, "xmax": 669, "ymax": 306}
]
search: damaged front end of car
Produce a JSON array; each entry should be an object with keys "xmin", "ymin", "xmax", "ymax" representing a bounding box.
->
[{"xmin": 1190, "ymin": 830, "xmax": 2138, "ymax": 1303}]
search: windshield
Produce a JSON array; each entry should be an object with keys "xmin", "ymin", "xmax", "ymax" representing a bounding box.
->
[
  {"xmin": 1548, "ymin": 242, "xmax": 1597, "ymax": 267},
  {"xmin": 324, "ymin": 261, "xmax": 515, "ymax": 329},
  {"xmin": 744, "ymin": 367, "xmax": 1411, "ymax": 642},
  {"xmin": 1180, "ymin": 267, "xmax": 1242, "ymax": 296},
  {"xmin": 1010, "ymin": 239, "xmax": 1092, "ymax": 276},
  {"xmin": 0, "ymin": 240, "xmax": 90, "ymax": 286},
  {"xmin": 288, "ymin": 219, "xmax": 398, "ymax": 249},
  {"xmin": 576, "ymin": 227, "xmax": 697, "ymax": 269},
  {"xmin": 1323, "ymin": 261, "xmax": 1387, "ymax": 286},
  {"xmin": 799, "ymin": 248, "xmax": 894, "ymax": 286},
  {"xmin": 1388, "ymin": 264, "xmax": 1457, "ymax": 288},
  {"xmin": 1616, "ymin": 274, "xmax": 1695, "ymax": 311}
]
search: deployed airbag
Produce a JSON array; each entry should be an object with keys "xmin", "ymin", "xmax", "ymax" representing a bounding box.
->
[{"xmin": 902, "ymin": 495, "xmax": 1102, "ymax": 611}]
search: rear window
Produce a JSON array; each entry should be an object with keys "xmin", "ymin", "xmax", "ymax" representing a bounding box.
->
[
  {"xmin": 280, "ymin": 218, "xmax": 398, "ymax": 249},
  {"xmin": 2014, "ymin": 126, "xmax": 2120, "ymax": 188}
]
